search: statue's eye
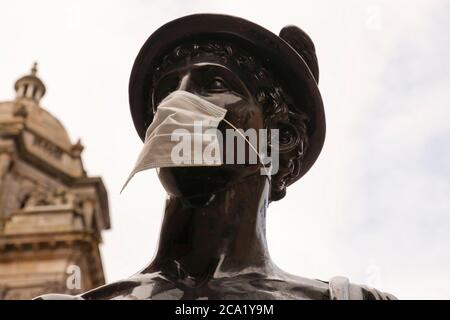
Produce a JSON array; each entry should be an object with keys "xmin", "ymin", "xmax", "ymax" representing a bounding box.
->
[{"xmin": 206, "ymin": 77, "xmax": 228, "ymax": 92}]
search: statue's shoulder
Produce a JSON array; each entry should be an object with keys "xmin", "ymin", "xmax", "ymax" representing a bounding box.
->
[
  {"xmin": 33, "ymin": 293, "xmax": 83, "ymax": 300},
  {"xmin": 34, "ymin": 274, "xmax": 164, "ymax": 300},
  {"xmin": 327, "ymin": 276, "xmax": 397, "ymax": 300},
  {"xmin": 85, "ymin": 273, "xmax": 176, "ymax": 300}
]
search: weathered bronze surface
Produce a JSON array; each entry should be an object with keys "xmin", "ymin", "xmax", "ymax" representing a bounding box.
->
[{"xmin": 36, "ymin": 14, "xmax": 395, "ymax": 300}]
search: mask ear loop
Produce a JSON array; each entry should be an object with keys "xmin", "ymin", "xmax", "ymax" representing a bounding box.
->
[{"xmin": 221, "ymin": 118, "xmax": 272, "ymax": 179}]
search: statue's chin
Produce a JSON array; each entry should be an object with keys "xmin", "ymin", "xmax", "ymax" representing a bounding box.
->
[{"xmin": 157, "ymin": 165, "xmax": 260, "ymax": 198}]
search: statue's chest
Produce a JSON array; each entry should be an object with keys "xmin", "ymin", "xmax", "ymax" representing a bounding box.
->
[{"xmin": 118, "ymin": 277, "xmax": 322, "ymax": 300}]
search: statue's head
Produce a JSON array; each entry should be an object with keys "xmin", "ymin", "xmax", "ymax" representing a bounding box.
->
[{"xmin": 129, "ymin": 14, "xmax": 325, "ymax": 201}]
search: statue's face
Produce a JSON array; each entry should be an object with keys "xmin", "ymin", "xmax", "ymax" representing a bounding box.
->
[{"xmin": 154, "ymin": 55, "xmax": 266, "ymax": 198}]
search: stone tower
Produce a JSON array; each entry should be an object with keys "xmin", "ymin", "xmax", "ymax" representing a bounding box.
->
[{"xmin": 0, "ymin": 64, "xmax": 110, "ymax": 299}]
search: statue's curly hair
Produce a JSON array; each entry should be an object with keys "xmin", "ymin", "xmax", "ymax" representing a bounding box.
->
[{"xmin": 151, "ymin": 40, "xmax": 310, "ymax": 201}]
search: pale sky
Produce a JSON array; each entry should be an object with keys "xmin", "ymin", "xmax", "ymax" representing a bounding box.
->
[{"xmin": 1, "ymin": 0, "xmax": 449, "ymax": 299}]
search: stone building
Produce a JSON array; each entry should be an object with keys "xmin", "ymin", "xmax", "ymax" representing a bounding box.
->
[{"xmin": 0, "ymin": 64, "xmax": 110, "ymax": 299}]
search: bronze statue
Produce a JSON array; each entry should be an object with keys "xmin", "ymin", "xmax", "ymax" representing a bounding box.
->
[{"xmin": 37, "ymin": 14, "xmax": 395, "ymax": 300}]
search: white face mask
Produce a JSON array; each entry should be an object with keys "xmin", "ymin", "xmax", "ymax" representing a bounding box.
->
[
  {"xmin": 121, "ymin": 90, "xmax": 227, "ymax": 192},
  {"xmin": 121, "ymin": 90, "xmax": 270, "ymax": 193}
]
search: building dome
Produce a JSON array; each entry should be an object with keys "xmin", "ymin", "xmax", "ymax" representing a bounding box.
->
[
  {"xmin": 0, "ymin": 63, "xmax": 84, "ymax": 177},
  {"xmin": 0, "ymin": 64, "xmax": 74, "ymax": 152}
]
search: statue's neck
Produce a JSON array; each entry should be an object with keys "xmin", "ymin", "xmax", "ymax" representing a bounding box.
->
[{"xmin": 143, "ymin": 174, "xmax": 274, "ymax": 283}]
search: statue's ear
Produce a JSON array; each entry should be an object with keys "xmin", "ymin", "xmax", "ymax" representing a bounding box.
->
[{"xmin": 279, "ymin": 25, "xmax": 319, "ymax": 84}]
